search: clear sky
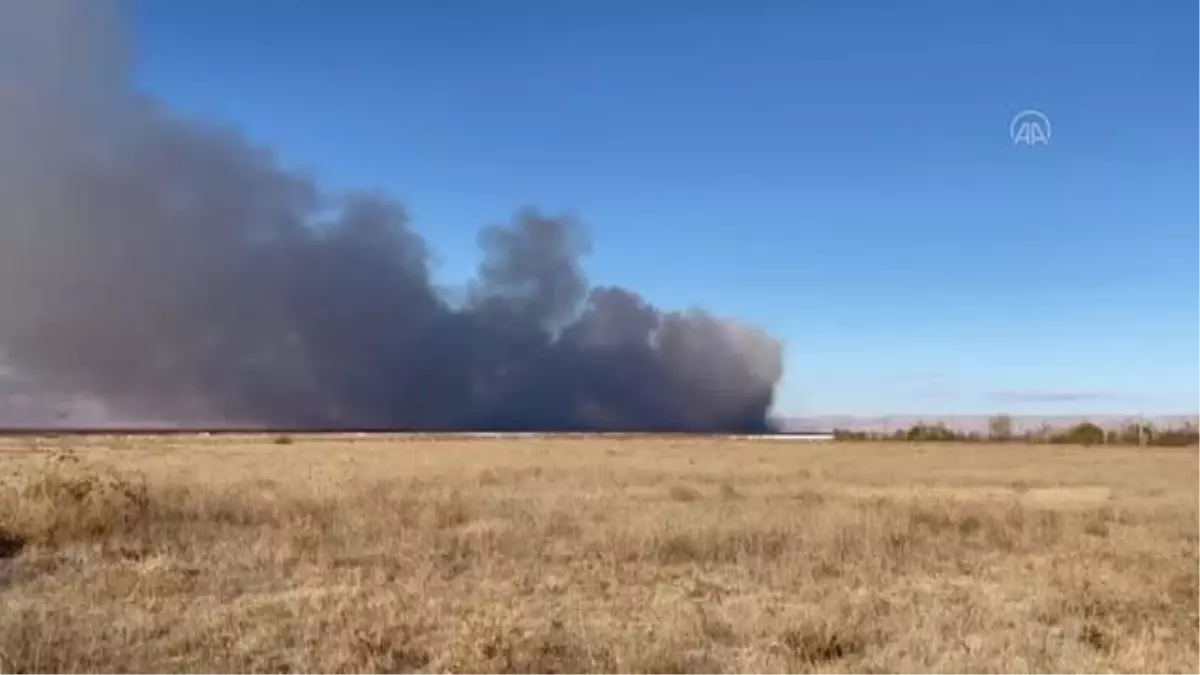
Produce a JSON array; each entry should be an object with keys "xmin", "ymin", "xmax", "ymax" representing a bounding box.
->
[{"xmin": 127, "ymin": 0, "xmax": 1198, "ymax": 417}]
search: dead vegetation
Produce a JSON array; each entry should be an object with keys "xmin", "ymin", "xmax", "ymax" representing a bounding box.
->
[{"xmin": 0, "ymin": 436, "xmax": 1195, "ymax": 673}]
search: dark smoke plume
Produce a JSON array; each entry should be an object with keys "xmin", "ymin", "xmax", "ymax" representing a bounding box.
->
[{"xmin": 0, "ymin": 0, "xmax": 784, "ymax": 431}]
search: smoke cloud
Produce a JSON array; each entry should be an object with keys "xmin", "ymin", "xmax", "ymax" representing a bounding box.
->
[{"xmin": 0, "ymin": 0, "xmax": 784, "ymax": 431}]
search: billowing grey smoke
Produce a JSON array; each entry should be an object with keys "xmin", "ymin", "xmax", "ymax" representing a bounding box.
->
[{"xmin": 0, "ymin": 0, "xmax": 784, "ymax": 431}]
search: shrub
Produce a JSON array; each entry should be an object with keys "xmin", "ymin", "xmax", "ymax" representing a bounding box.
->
[
  {"xmin": 1052, "ymin": 422, "xmax": 1106, "ymax": 447},
  {"xmin": 904, "ymin": 422, "xmax": 958, "ymax": 442}
]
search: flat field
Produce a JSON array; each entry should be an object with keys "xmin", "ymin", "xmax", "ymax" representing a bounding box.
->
[{"xmin": 0, "ymin": 435, "xmax": 1196, "ymax": 673}]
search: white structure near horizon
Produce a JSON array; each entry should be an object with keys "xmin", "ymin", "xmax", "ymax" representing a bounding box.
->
[
  {"xmin": 727, "ymin": 432, "xmax": 835, "ymax": 442},
  {"xmin": 411, "ymin": 432, "xmax": 837, "ymax": 441}
]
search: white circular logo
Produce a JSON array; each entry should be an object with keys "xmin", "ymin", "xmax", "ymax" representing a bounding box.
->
[{"xmin": 1010, "ymin": 109, "xmax": 1051, "ymax": 147}]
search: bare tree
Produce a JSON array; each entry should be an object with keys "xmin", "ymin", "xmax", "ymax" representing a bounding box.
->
[{"xmin": 988, "ymin": 414, "xmax": 1014, "ymax": 442}]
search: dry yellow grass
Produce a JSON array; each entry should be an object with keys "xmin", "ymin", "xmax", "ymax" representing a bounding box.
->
[{"xmin": 0, "ymin": 434, "xmax": 1195, "ymax": 673}]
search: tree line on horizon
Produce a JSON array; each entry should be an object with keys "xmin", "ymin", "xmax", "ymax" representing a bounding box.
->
[{"xmin": 832, "ymin": 415, "xmax": 1199, "ymax": 447}]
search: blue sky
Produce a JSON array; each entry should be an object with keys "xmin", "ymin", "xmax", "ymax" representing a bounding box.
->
[{"xmin": 128, "ymin": 0, "xmax": 1198, "ymax": 416}]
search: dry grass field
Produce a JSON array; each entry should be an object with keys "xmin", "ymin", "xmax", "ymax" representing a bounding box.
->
[{"xmin": 0, "ymin": 434, "xmax": 1195, "ymax": 673}]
